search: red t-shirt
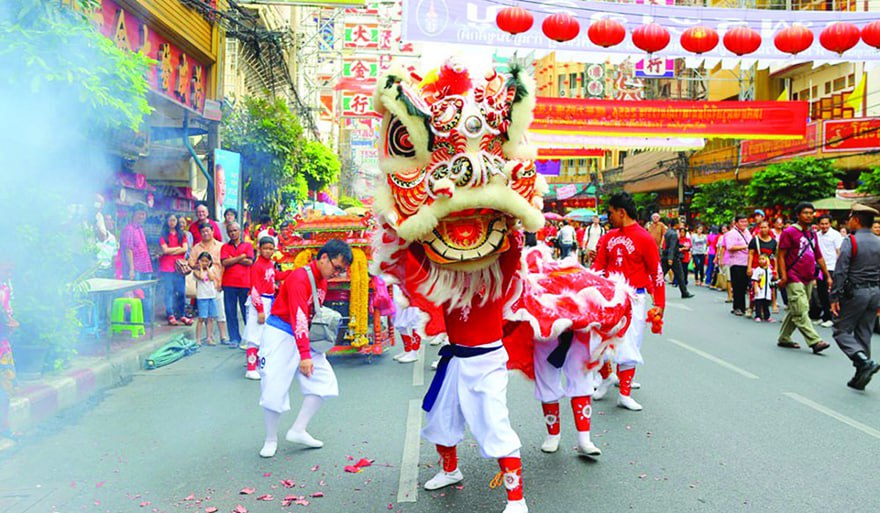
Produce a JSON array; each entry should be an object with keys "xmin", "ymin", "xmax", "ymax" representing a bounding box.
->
[
  {"xmin": 189, "ymin": 219, "xmax": 222, "ymax": 244},
  {"xmin": 220, "ymin": 241, "xmax": 254, "ymax": 288},
  {"xmin": 592, "ymin": 222, "xmax": 666, "ymax": 309},
  {"xmin": 270, "ymin": 261, "xmax": 327, "ymax": 359},
  {"xmin": 679, "ymin": 235, "xmax": 692, "ymax": 264},
  {"xmin": 158, "ymin": 232, "xmax": 186, "ymax": 273}
]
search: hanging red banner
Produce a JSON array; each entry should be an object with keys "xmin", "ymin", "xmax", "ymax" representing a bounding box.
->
[
  {"xmin": 823, "ymin": 118, "xmax": 880, "ymax": 153},
  {"xmin": 531, "ymin": 98, "xmax": 809, "ymax": 140},
  {"xmin": 536, "ymin": 148, "xmax": 604, "ymax": 159},
  {"xmin": 741, "ymin": 123, "xmax": 819, "ymax": 164}
]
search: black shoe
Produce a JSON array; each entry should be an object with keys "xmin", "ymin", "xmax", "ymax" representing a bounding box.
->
[
  {"xmin": 847, "ymin": 360, "xmax": 880, "ymax": 391},
  {"xmin": 733, "ymin": 309, "xmax": 744, "ymax": 316},
  {"xmin": 681, "ymin": 292, "xmax": 695, "ymax": 299}
]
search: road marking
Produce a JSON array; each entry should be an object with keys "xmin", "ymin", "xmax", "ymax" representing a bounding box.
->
[
  {"xmin": 397, "ymin": 399, "xmax": 422, "ymax": 503},
  {"xmin": 783, "ymin": 392, "xmax": 880, "ymax": 441},
  {"xmin": 664, "ymin": 302, "xmax": 694, "ymax": 311},
  {"xmin": 667, "ymin": 338, "xmax": 760, "ymax": 380},
  {"xmin": 412, "ymin": 344, "xmax": 425, "ymax": 387}
]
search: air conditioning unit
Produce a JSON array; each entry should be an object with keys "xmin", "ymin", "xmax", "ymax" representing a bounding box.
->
[{"xmin": 559, "ymin": 88, "xmax": 566, "ymax": 97}]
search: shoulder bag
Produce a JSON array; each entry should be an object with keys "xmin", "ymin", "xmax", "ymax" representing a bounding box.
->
[{"xmin": 304, "ymin": 265, "xmax": 342, "ymax": 354}]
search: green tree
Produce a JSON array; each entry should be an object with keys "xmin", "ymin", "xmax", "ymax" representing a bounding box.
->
[
  {"xmin": 299, "ymin": 139, "xmax": 341, "ymax": 192},
  {"xmin": 338, "ymin": 195, "xmax": 364, "ymax": 210},
  {"xmin": 0, "ymin": 0, "xmax": 153, "ymax": 133},
  {"xmin": 856, "ymin": 167, "xmax": 880, "ymax": 195},
  {"xmin": 690, "ymin": 179, "xmax": 748, "ymax": 227},
  {"xmin": 222, "ymin": 96, "xmax": 305, "ymax": 216},
  {"xmin": 747, "ymin": 157, "xmax": 840, "ymax": 209}
]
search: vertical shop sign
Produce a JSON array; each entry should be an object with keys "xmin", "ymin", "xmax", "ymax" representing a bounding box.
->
[{"xmin": 214, "ymin": 150, "xmax": 242, "ymax": 218}]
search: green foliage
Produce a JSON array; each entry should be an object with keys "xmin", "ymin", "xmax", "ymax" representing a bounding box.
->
[
  {"xmin": 631, "ymin": 192, "xmax": 659, "ymax": 220},
  {"xmin": 747, "ymin": 158, "xmax": 840, "ymax": 209},
  {"xmin": 299, "ymin": 139, "xmax": 341, "ymax": 192},
  {"xmin": 0, "ymin": 0, "xmax": 153, "ymax": 133},
  {"xmin": 690, "ymin": 179, "xmax": 748, "ymax": 227},
  {"xmin": 338, "ymin": 195, "xmax": 364, "ymax": 210},
  {"xmin": 223, "ymin": 96, "xmax": 305, "ymax": 216},
  {"xmin": 856, "ymin": 167, "xmax": 880, "ymax": 195}
]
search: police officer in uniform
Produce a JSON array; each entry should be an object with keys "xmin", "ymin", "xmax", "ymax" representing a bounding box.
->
[{"xmin": 830, "ymin": 203, "xmax": 880, "ymax": 391}]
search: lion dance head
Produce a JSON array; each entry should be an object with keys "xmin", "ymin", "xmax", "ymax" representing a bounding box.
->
[{"xmin": 372, "ymin": 58, "xmax": 547, "ymax": 279}]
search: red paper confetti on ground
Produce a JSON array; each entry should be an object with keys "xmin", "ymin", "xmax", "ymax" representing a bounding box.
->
[
  {"xmin": 239, "ymin": 488, "xmax": 255, "ymax": 495},
  {"xmin": 355, "ymin": 458, "xmax": 374, "ymax": 468},
  {"xmin": 280, "ymin": 479, "xmax": 295, "ymax": 488},
  {"xmin": 232, "ymin": 505, "xmax": 248, "ymax": 513},
  {"xmin": 204, "ymin": 507, "xmax": 218, "ymax": 513},
  {"xmin": 184, "ymin": 494, "xmax": 195, "ymax": 501},
  {"xmin": 310, "ymin": 492, "xmax": 324, "ymax": 498},
  {"xmin": 344, "ymin": 466, "xmax": 361, "ymax": 473},
  {"xmin": 311, "ymin": 465, "xmax": 320, "ymax": 472},
  {"xmin": 139, "ymin": 502, "xmax": 150, "ymax": 507},
  {"xmin": 257, "ymin": 494, "xmax": 274, "ymax": 501}
]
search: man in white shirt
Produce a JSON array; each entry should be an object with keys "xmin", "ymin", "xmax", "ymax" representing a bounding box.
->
[
  {"xmin": 814, "ymin": 215, "xmax": 843, "ymax": 327},
  {"xmin": 582, "ymin": 216, "xmax": 606, "ymax": 265},
  {"xmin": 557, "ymin": 220, "xmax": 577, "ymax": 259}
]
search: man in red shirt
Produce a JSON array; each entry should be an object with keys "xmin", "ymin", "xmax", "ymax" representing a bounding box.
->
[
  {"xmin": 419, "ymin": 231, "xmax": 527, "ymax": 513},
  {"xmin": 257, "ymin": 240, "xmax": 352, "ymax": 458},
  {"xmin": 221, "ymin": 223, "xmax": 254, "ymax": 346},
  {"xmin": 189, "ymin": 203, "xmax": 222, "ymax": 244},
  {"xmin": 592, "ymin": 192, "xmax": 666, "ymax": 411}
]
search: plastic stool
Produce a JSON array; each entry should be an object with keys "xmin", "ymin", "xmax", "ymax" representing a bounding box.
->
[{"xmin": 110, "ymin": 298, "xmax": 145, "ymax": 338}]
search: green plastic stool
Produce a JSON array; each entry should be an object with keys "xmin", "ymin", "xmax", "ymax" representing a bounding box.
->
[{"xmin": 110, "ymin": 297, "xmax": 145, "ymax": 338}]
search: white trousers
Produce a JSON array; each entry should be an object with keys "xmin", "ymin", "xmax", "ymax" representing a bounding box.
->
[
  {"xmin": 613, "ymin": 293, "xmax": 648, "ymax": 367},
  {"xmin": 243, "ymin": 297, "xmax": 273, "ymax": 346},
  {"xmin": 421, "ymin": 342, "xmax": 522, "ymax": 459},
  {"xmin": 258, "ymin": 325, "xmax": 338, "ymax": 413},
  {"xmin": 533, "ymin": 336, "xmax": 596, "ymax": 402},
  {"xmin": 393, "ymin": 306, "xmax": 420, "ymax": 336}
]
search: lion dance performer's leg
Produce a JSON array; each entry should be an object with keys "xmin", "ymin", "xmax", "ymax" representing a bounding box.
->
[
  {"xmin": 393, "ymin": 307, "xmax": 420, "ymax": 364},
  {"xmin": 421, "ymin": 342, "xmax": 527, "ymax": 513},
  {"xmin": 613, "ymin": 292, "xmax": 649, "ymax": 411}
]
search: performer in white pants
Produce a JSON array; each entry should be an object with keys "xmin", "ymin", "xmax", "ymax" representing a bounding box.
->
[
  {"xmin": 257, "ymin": 240, "xmax": 352, "ymax": 458},
  {"xmin": 532, "ymin": 330, "xmax": 601, "ymax": 456},
  {"xmin": 591, "ymin": 193, "xmax": 665, "ymax": 411},
  {"xmin": 243, "ymin": 237, "xmax": 283, "ymax": 380},
  {"xmin": 392, "ymin": 305, "xmax": 422, "ymax": 363}
]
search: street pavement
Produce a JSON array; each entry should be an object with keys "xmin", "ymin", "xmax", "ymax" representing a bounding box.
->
[{"xmin": 1, "ymin": 285, "xmax": 878, "ymax": 513}]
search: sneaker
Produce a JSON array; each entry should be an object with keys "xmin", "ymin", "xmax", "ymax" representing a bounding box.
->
[
  {"xmin": 576, "ymin": 440, "xmax": 602, "ymax": 457},
  {"xmin": 745, "ymin": 308, "xmax": 753, "ymax": 317},
  {"xmin": 259, "ymin": 441, "xmax": 277, "ymax": 458},
  {"xmin": 540, "ymin": 434, "xmax": 561, "ymax": 453},
  {"xmin": 245, "ymin": 370, "xmax": 261, "ymax": 380},
  {"xmin": 392, "ymin": 352, "xmax": 406, "ymax": 361},
  {"xmin": 397, "ymin": 351, "xmax": 419, "ymax": 363},
  {"xmin": 593, "ymin": 377, "xmax": 614, "ymax": 401},
  {"xmin": 285, "ymin": 429, "xmax": 324, "ymax": 448},
  {"xmin": 424, "ymin": 469, "xmax": 464, "ymax": 490},
  {"xmin": 221, "ymin": 339, "xmax": 238, "ymax": 347},
  {"xmin": 681, "ymin": 292, "xmax": 695, "ymax": 299},
  {"xmin": 617, "ymin": 395, "xmax": 643, "ymax": 411},
  {"xmin": 238, "ymin": 340, "xmax": 249, "ymax": 350},
  {"xmin": 754, "ymin": 317, "xmax": 762, "ymax": 323},
  {"xmin": 430, "ymin": 359, "xmax": 440, "ymax": 370},
  {"xmin": 502, "ymin": 499, "xmax": 529, "ymax": 513},
  {"xmin": 820, "ymin": 320, "xmax": 834, "ymax": 328},
  {"xmin": 733, "ymin": 309, "xmax": 744, "ymax": 316},
  {"xmin": 168, "ymin": 315, "xmax": 180, "ymax": 326},
  {"xmin": 766, "ymin": 317, "xmax": 777, "ymax": 323}
]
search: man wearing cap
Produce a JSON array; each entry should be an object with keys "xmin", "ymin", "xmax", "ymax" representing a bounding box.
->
[
  {"xmin": 830, "ymin": 203, "xmax": 880, "ymax": 390},
  {"xmin": 751, "ymin": 209, "xmax": 766, "ymax": 236}
]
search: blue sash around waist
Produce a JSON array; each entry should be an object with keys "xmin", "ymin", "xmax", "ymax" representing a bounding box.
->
[{"xmin": 422, "ymin": 344, "xmax": 501, "ymax": 412}]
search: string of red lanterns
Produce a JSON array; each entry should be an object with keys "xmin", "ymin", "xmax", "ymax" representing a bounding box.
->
[{"xmin": 494, "ymin": 8, "xmax": 873, "ymax": 57}]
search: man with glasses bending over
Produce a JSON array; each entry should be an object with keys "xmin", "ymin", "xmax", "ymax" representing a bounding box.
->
[{"xmin": 256, "ymin": 239, "xmax": 352, "ymax": 459}]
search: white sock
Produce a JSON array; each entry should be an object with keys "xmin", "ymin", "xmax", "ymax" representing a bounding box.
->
[
  {"xmin": 291, "ymin": 395, "xmax": 323, "ymax": 433},
  {"xmin": 263, "ymin": 408, "xmax": 281, "ymax": 443}
]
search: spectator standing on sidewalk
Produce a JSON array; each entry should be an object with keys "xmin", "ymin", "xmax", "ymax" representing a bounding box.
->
[
  {"xmin": 678, "ymin": 226, "xmax": 692, "ymax": 286},
  {"xmin": 121, "ymin": 204, "xmax": 154, "ymax": 325},
  {"xmin": 776, "ymin": 202, "xmax": 832, "ymax": 354},
  {"xmin": 189, "ymin": 222, "xmax": 230, "ymax": 344},
  {"xmin": 747, "ymin": 221, "xmax": 779, "ymax": 314},
  {"xmin": 220, "ymin": 222, "xmax": 254, "ymax": 347},
  {"xmin": 723, "ymin": 214, "xmax": 751, "ymax": 316},
  {"xmin": 647, "ymin": 213, "xmax": 666, "ymax": 256},
  {"xmin": 691, "ymin": 225, "xmax": 708, "ymax": 287},
  {"xmin": 189, "ymin": 202, "xmax": 222, "ymax": 244},
  {"xmin": 582, "ymin": 216, "xmax": 605, "ymax": 265},
  {"xmin": 813, "ymin": 215, "xmax": 843, "ymax": 328},
  {"xmin": 158, "ymin": 214, "xmax": 190, "ymax": 326},
  {"xmin": 831, "ymin": 203, "xmax": 880, "ymax": 390},
  {"xmin": 557, "ymin": 220, "xmax": 576, "ymax": 259},
  {"xmin": 662, "ymin": 218, "xmax": 694, "ymax": 299}
]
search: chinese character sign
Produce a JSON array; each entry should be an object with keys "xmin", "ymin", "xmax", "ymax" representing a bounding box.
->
[
  {"xmin": 343, "ymin": 58, "xmax": 378, "ymax": 80},
  {"xmin": 344, "ymin": 23, "xmax": 379, "ymax": 49},
  {"xmin": 342, "ymin": 93, "xmax": 375, "ymax": 117}
]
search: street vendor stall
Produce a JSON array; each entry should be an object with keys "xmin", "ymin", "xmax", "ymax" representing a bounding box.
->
[{"xmin": 275, "ymin": 213, "xmax": 393, "ymax": 359}]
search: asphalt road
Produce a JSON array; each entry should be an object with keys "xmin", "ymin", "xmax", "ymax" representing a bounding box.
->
[{"xmin": 1, "ymin": 285, "xmax": 878, "ymax": 513}]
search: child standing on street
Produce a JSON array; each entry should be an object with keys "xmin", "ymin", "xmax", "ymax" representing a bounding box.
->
[
  {"xmin": 752, "ymin": 255, "xmax": 774, "ymax": 322},
  {"xmin": 194, "ymin": 252, "xmax": 221, "ymax": 345},
  {"xmin": 243, "ymin": 237, "xmax": 284, "ymax": 380}
]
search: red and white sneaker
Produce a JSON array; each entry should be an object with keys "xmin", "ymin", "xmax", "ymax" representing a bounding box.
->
[{"xmin": 168, "ymin": 316, "xmax": 180, "ymax": 326}]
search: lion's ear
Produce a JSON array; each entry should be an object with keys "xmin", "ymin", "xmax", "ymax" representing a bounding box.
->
[{"xmin": 501, "ymin": 65, "xmax": 536, "ymax": 160}]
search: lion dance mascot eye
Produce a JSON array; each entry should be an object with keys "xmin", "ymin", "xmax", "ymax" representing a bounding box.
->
[{"xmin": 371, "ymin": 58, "xmax": 632, "ymax": 513}]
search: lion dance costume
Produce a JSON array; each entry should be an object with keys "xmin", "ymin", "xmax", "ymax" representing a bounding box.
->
[{"xmin": 371, "ymin": 59, "xmax": 633, "ymax": 513}]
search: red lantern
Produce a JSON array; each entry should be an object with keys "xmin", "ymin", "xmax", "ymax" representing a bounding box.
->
[
  {"xmin": 588, "ymin": 18, "xmax": 625, "ymax": 48},
  {"xmin": 495, "ymin": 7, "xmax": 534, "ymax": 36},
  {"xmin": 723, "ymin": 26, "xmax": 762, "ymax": 56},
  {"xmin": 542, "ymin": 13, "xmax": 580, "ymax": 43},
  {"xmin": 820, "ymin": 22, "xmax": 861, "ymax": 55},
  {"xmin": 680, "ymin": 25, "xmax": 719, "ymax": 54},
  {"xmin": 861, "ymin": 20, "xmax": 880, "ymax": 49},
  {"xmin": 774, "ymin": 24, "xmax": 814, "ymax": 55},
  {"xmin": 631, "ymin": 23, "xmax": 671, "ymax": 54}
]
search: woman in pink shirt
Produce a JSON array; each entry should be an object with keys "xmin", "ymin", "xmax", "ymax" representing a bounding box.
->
[{"xmin": 159, "ymin": 214, "xmax": 191, "ymax": 325}]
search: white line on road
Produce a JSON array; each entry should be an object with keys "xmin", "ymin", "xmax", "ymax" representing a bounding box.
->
[
  {"xmin": 397, "ymin": 399, "xmax": 422, "ymax": 503},
  {"xmin": 664, "ymin": 302, "xmax": 694, "ymax": 311},
  {"xmin": 783, "ymin": 392, "xmax": 880, "ymax": 441},
  {"xmin": 667, "ymin": 338, "xmax": 760, "ymax": 379},
  {"xmin": 412, "ymin": 344, "xmax": 425, "ymax": 387}
]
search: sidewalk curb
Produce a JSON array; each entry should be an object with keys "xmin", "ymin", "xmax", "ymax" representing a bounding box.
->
[{"xmin": 6, "ymin": 330, "xmax": 190, "ymax": 436}]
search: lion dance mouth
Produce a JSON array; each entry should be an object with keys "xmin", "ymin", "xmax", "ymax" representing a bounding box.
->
[{"xmin": 421, "ymin": 209, "xmax": 510, "ymax": 265}]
